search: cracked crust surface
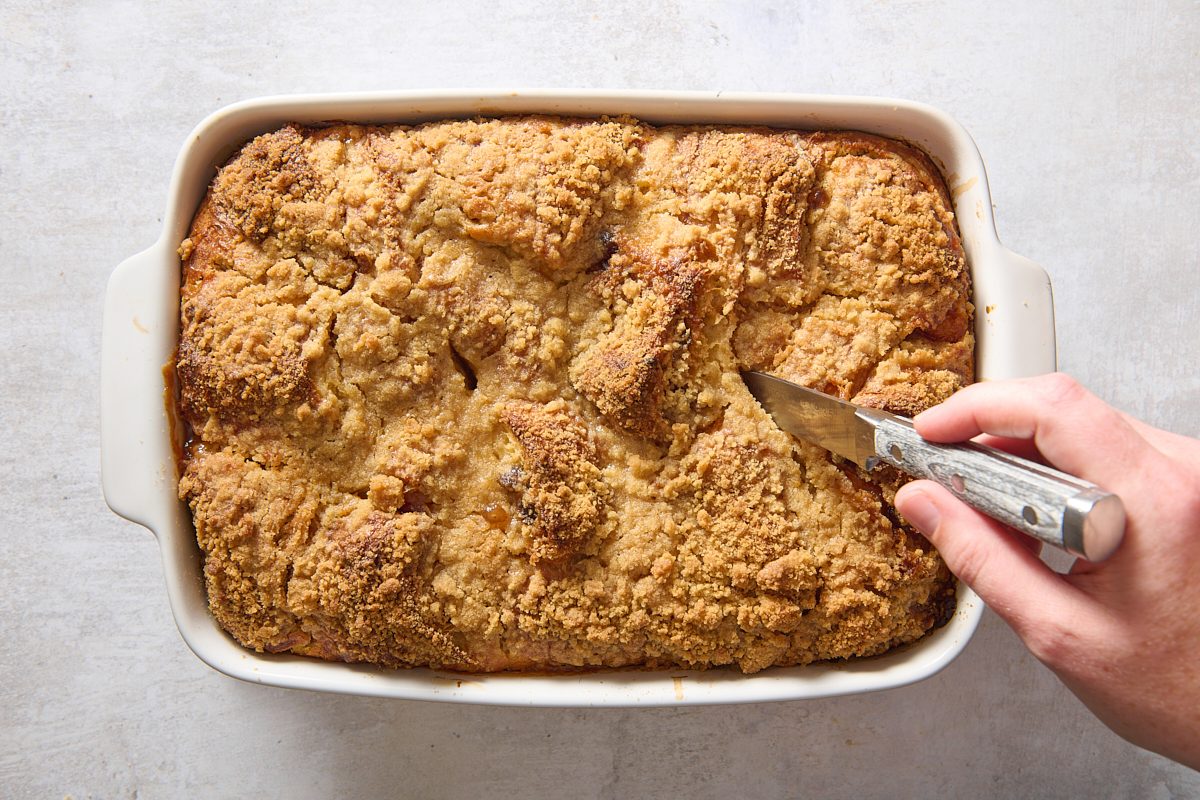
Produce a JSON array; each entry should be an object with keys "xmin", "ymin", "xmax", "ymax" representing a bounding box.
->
[{"xmin": 176, "ymin": 117, "xmax": 972, "ymax": 673}]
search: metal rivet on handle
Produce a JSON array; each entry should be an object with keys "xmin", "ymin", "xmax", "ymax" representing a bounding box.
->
[
  {"xmin": 889, "ymin": 444, "xmax": 902, "ymax": 461},
  {"xmin": 1022, "ymin": 505, "xmax": 1038, "ymax": 525},
  {"xmin": 951, "ymin": 474, "xmax": 965, "ymax": 493}
]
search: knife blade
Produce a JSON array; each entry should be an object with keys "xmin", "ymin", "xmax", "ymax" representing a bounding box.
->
[{"xmin": 741, "ymin": 371, "xmax": 1126, "ymax": 562}]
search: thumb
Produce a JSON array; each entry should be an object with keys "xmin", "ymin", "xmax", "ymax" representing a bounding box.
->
[{"xmin": 894, "ymin": 480, "xmax": 1086, "ymax": 636}]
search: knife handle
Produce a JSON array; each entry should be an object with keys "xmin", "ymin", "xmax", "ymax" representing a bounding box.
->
[{"xmin": 865, "ymin": 411, "xmax": 1126, "ymax": 562}]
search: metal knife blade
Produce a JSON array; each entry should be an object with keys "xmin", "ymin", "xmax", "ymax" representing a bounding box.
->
[
  {"xmin": 740, "ymin": 370, "xmax": 1126, "ymax": 562},
  {"xmin": 740, "ymin": 371, "xmax": 884, "ymax": 469}
]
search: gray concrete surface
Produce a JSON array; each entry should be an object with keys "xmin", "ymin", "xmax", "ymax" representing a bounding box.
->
[{"xmin": 2, "ymin": 1, "xmax": 1198, "ymax": 797}]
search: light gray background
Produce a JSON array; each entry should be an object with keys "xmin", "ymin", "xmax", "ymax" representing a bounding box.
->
[{"xmin": 2, "ymin": 1, "xmax": 1197, "ymax": 797}]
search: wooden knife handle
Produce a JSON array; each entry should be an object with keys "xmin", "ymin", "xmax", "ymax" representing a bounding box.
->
[{"xmin": 864, "ymin": 411, "xmax": 1126, "ymax": 562}]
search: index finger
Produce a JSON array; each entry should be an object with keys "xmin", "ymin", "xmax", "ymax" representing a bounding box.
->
[{"xmin": 912, "ymin": 374, "xmax": 1165, "ymax": 491}]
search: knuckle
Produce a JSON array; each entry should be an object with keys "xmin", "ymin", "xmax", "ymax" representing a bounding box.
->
[
  {"xmin": 1020, "ymin": 620, "xmax": 1079, "ymax": 667},
  {"xmin": 1037, "ymin": 373, "xmax": 1088, "ymax": 409},
  {"xmin": 941, "ymin": 527, "xmax": 991, "ymax": 587}
]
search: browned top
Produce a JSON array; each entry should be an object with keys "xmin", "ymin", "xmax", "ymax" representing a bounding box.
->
[{"xmin": 176, "ymin": 116, "xmax": 972, "ymax": 673}]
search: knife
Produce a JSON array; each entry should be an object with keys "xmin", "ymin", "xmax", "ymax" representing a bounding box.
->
[{"xmin": 741, "ymin": 371, "xmax": 1126, "ymax": 562}]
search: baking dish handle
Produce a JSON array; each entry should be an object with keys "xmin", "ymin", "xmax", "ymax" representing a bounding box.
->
[
  {"xmin": 101, "ymin": 240, "xmax": 178, "ymax": 535},
  {"xmin": 976, "ymin": 247, "xmax": 1058, "ymax": 380}
]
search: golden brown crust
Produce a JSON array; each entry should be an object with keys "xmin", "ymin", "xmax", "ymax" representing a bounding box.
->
[
  {"xmin": 569, "ymin": 250, "xmax": 705, "ymax": 441},
  {"xmin": 176, "ymin": 116, "xmax": 973, "ymax": 673},
  {"xmin": 500, "ymin": 401, "xmax": 607, "ymax": 564}
]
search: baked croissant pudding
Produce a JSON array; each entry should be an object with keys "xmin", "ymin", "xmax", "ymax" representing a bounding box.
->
[{"xmin": 174, "ymin": 115, "xmax": 972, "ymax": 673}]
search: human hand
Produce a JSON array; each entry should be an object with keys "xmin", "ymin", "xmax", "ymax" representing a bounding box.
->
[{"xmin": 893, "ymin": 374, "xmax": 1200, "ymax": 769}]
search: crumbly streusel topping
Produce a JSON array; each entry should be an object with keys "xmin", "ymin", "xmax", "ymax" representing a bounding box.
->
[{"xmin": 176, "ymin": 117, "xmax": 971, "ymax": 673}]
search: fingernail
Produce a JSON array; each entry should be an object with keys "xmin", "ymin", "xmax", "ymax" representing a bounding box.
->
[{"xmin": 899, "ymin": 489, "xmax": 941, "ymax": 533}]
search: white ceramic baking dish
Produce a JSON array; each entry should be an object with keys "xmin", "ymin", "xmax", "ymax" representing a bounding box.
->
[{"xmin": 101, "ymin": 90, "xmax": 1055, "ymax": 706}]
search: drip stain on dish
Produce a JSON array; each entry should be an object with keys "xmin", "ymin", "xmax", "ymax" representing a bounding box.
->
[{"xmin": 951, "ymin": 176, "xmax": 978, "ymax": 198}]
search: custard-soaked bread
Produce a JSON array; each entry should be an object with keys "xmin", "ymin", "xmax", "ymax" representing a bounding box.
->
[{"xmin": 176, "ymin": 117, "xmax": 972, "ymax": 673}]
